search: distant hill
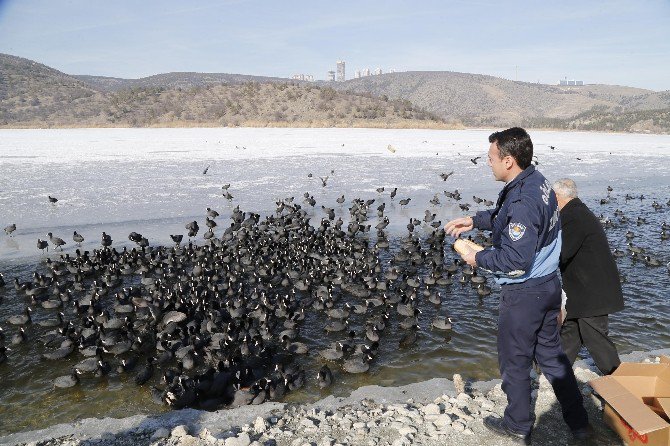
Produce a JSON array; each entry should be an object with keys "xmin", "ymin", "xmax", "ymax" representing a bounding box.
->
[
  {"xmin": 330, "ymin": 71, "xmax": 670, "ymax": 129},
  {"xmin": 0, "ymin": 53, "xmax": 444, "ymax": 128},
  {"xmin": 2, "ymin": 53, "xmax": 669, "ymax": 133}
]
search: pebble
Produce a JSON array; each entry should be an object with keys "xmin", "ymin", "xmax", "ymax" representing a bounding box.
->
[
  {"xmin": 480, "ymin": 400, "xmax": 495, "ymax": 411},
  {"xmin": 152, "ymin": 428, "xmax": 170, "ymax": 440},
  {"xmin": 456, "ymin": 392, "xmax": 472, "ymax": 404},
  {"xmin": 420, "ymin": 403, "xmax": 441, "ymax": 415},
  {"xmin": 452, "ymin": 421, "xmax": 466, "ymax": 432},
  {"xmin": 453, "ymin": 374, "xmax": 465, "ymax": 394},
  {"xmin": 253, "ymin": 417, "xmax": 268, "ymax": 433},
  {"xmin": 300, "ymin": 418, "xmax": 317, "ymax": 429},
  {"xmin": 224, "ymin": 433, "xmax": 251, "ymax": 446},
  {"xmin": 171, "ymin": 425, "xmax": 189, "ymax": 438},
  {"xmin": 452, "ymin": 407, "xmax": 474, "ymax": 421},
  {"xmin": 398, "ymin": 426, "xmax": 418, "ymax": 436},
  {"xmin": 432, "ymin": 414, "xmax": 453, "ymax": 428},
  {"xmin": 319, "ymin": 436, "xmax": 335, "ymax": 446}
]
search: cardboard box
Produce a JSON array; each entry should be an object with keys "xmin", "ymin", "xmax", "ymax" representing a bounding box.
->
[{"xmin": 590, "ymin": 356, "xmax": 670, "ymax": 445}]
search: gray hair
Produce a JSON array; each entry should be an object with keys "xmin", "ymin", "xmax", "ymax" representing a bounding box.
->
[{"xmin": 552, "ymin": 178, "xmax": 578, "ymax": 199}]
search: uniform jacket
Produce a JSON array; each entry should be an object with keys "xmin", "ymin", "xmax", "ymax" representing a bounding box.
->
[
  {"xmin": 472, "ymin": 165, "xmax": 561, "ymax": 287},
  {"xmin": 558, "ymin": 197, "xmax": 624, "ymax": 318}
]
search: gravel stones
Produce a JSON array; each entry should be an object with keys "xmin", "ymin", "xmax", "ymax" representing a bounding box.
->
[{"xmin": 6, "ymin": 359, "xmax": 643, "ymax": 446}]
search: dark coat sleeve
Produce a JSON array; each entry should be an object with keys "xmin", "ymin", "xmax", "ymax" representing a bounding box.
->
[
  {"xmin": 559, "ymin": 208, "xmax": 583, "ymax": 266},
  {"xmin": 473, "ymin": 209, "xmax": 495, "ymax": 231}
]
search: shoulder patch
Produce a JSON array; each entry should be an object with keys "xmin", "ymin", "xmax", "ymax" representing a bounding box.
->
[{"xmin": 509, "ymin": 222, "xmax": 526, "ymax": 241}]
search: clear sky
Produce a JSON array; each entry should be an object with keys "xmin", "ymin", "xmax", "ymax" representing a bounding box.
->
[{"xmin": 1, "ymin": 0, "xmax": 669, "ymax": 91}]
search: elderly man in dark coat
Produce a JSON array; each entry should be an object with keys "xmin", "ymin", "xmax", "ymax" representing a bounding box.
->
[{"xmin": 553, "ymin": 178, "xmax": 624, "ymax": 375}]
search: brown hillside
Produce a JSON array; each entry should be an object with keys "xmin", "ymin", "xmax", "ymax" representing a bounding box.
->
[{"xmin": 1, "ymin": 53, "xmax": 669, "ymax": 133}]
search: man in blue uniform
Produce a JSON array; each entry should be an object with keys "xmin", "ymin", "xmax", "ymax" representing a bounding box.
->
[{"xmin": 445, "ymin": 128, "xmax": 590, "ymax": 445}]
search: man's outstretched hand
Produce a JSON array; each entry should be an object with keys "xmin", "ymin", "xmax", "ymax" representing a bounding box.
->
[{"xmin": 444, "ymin": 216, "xmax": 474, "ymax": 238}]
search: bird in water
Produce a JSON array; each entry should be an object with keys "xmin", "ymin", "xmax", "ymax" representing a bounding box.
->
[
  {"xmin": 54, "ymin": 369, "xmax": 81, "ymax": 388},
  {"xmin": 432, "ymin": 316, "xmax": 453, "ymax": 331},
  {"xmin": 135, "ymin": 357, "xmax": 155, "ymax": 385},
  {"xmin": 73, "ymin": 231, "xmax": 84, "ymax": 245},
  {"xmin": 37, "ymin": 239, "xmax": 48, "ymax": 252},
  {"xmin": 48, "ymin": 195, "xmax": 58, "ymax": 204},
  {"xmin": 4, "ymin": 223, "xmax": 16, "ymax": 236},
  {"xmin": 7, "ymin": 307, "xmax": 32, "ymax": 325},
  {"xmin": 343, "ymin": 353, "xmax": 374, "ymax": 374},
  {"xmin": 203, "ymin": 164, "xmax": 211, "ymax": 175},
  {"xmin": 399, "ymin": 325, "xmax": 419, "ymax": 348},
  {"xmin": 101, "ymin": 232, "xmax": 113, "ymax": 247},
  {"xmin": 317, "ymin": 365, "xmax": 334, "ymax": 389},
  {"xmin": 47, "ymin": 233, "xmax": 66, "ymax": 250}
]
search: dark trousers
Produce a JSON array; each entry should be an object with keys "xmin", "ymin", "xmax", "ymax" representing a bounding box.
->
[
  {"xmin": 560, "ymin": 315, "xmax": 620, "ymax": 375},
  {"xmin": 498, "ymin": 275, "xmax": 589, "ymax": 435}
]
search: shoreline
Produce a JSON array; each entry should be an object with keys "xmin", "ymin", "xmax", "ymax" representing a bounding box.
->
[
  {"xmin": 4, "ymin": 349, "xmax": 668, "ymax": 446},
  {"xmin": 0, "ymin": 123, "xmax": 668, "ymax": 136}
]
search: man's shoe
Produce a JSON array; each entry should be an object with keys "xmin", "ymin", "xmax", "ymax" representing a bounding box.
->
[
  {"xmin": 483, "ymin": 416, "xmax": 531, "ymax": 445},
  {"xmin": 570, "ymin": 424, "xmax": 594, "ymax": 444}
]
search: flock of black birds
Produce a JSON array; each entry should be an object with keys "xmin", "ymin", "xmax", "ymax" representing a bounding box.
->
[
  {"xmin": 1, "ymin": 179, "xmax": 499, "ymax": 412},
  {"xmin": 1, "ymin": 161, "xmax": 670, "ymax": 415}
]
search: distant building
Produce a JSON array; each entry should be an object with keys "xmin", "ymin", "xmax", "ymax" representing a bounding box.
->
[
  {"xmin": 336, "ymin": 60, "xmax": 346, "ymax": 82},
  {"xmin": 389, "ymin": 68, "xmax": 396, "ymax": 74},
  {"xmin": 327, "ymin": 70, "xmax": 336, "ymax": 82},
  {"xmin": 559, "ymin": 77, "xmax": 584, "ymax": 86},
  {"xmin": 354, "ymin": 70, "xmax": 361, "ymax": 79},
  {"xmin": 292, "ymin": 74, "xmax": 314, "ymax": 82},
  {"xmin": 362, "ymin": 68, "xmax": 370, "ymax": 77},
  {"xmin": 374, "ymin": 68, "xmax": 382, "ymax": 75}
]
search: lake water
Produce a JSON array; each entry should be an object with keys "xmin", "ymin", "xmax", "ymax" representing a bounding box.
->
[{"xmin": 0, "ymin": 128, "xmax": 669, "ymax": 435}]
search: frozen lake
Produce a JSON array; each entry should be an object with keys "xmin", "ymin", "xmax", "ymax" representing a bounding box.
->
[
  {"xmin": 0, "ymin": 127, "xmax": 669, "ymax": 435},
  {"xmin": 1, "ymin": 127, "xmax": 669, "ymax": 248}
]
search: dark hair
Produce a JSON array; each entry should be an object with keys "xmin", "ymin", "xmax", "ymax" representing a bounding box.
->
[{"xmin": 488, "ymin": 127, "xmax": 533, "ymax": 169}]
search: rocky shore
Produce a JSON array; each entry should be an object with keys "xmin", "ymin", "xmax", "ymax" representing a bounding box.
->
[{"xmin": 5, "ymin": 349, "xmax": 669, "ymax": 446}]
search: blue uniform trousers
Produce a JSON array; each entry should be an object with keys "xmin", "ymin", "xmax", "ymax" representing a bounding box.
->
[{"xmin": 498, "ymin": 273, "xmax": 589, "ymax": 435}]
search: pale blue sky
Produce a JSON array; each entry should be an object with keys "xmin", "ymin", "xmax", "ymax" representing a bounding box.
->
[{"xmin": 1, "ymin": 0, "xmax": 669, "ymax": 90}]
